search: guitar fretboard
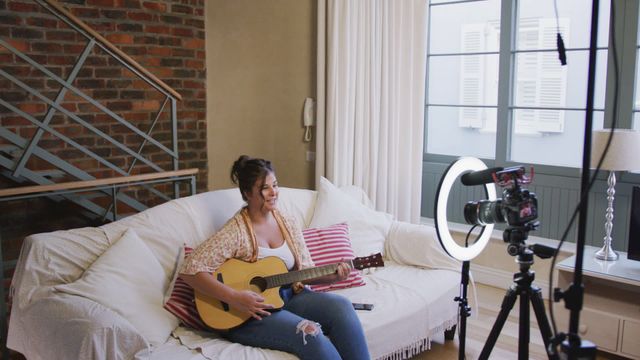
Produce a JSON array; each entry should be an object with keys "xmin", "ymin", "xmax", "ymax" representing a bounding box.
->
[{"xmin": 264, "ymin": 260, "xmax": 354, "ymax": 288}]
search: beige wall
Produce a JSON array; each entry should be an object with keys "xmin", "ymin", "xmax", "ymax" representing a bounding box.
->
[{"xmin": 205, "ymin": 0, "xmax": 316, "ymax": 191}]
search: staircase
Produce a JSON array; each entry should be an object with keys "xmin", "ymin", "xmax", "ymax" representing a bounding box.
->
[
  {"xmin": 0, "ymin": 0, "xmax": 192, "ymax": 220},
  {"xmin": 1, "ymin": 1, "xmax": 204, "ymax": 357}
]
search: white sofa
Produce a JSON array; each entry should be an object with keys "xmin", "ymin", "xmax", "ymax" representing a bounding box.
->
[{"xmin": 7, "ymin": 177, "xmax": 461, "ymax": 360}]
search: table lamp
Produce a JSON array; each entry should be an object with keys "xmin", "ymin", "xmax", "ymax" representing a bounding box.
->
[{"xmin": 591, "ymin": 129, "xmax": 640, "ymax": 261}]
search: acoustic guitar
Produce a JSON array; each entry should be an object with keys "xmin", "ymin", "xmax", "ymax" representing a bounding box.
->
[{"xmin": 194, "ymin": 253, "xmax": 384, "ymax": 330}]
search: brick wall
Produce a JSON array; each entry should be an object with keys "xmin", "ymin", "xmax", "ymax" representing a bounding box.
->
[{"xmin": 0, "ymin": 0, "xmax": 207, "ymax": 257}]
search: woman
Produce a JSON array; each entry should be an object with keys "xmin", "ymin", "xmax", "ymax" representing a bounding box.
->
[{"xmin": 180, "ymin": 155, "xmax": 370, "ymax": 360}]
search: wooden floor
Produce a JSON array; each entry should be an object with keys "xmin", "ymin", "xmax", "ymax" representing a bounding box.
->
[{"xmin": 411, "ymin": 283, "xmax": 627, "ymax": 360}]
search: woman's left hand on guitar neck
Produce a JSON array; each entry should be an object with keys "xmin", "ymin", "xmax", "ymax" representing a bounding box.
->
[
  {"xmin": 301, "ymin": 261, "xmax": 351, "ymax": 286},
  {"xmin": 333, "ymin": 262, "xmax": 351, "ymax": 281}
]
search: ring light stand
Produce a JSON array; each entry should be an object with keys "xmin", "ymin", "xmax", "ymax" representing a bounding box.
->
[
  {"xmin": 552, "ymin": 0, "xmax": 600, "ymax": 358},
  {"xmin": 434, "ymin": 157, "xmax": 497, "ymax": 360}
]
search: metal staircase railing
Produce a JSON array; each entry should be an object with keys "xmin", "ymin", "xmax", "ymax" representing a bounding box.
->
[
  {"xmin": 0, "ymin": 1, "xmax": 198, "ymax": 357},
  {"xmin": 0, "ymin": 0, "xmax": 187, "ymax": 220}
]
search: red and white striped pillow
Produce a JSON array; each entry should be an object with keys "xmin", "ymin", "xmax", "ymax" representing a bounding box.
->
[
  {"xmin": 303, "ymin": 222, "xmax": 366, "ymax": 292},
  {"xmin": 163, "ymin": 246, "xmax": 210, "ymax": 331}
]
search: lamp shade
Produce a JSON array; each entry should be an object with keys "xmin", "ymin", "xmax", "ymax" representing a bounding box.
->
[{"xmin": 591, "ymin": 129, "xmax": 640, "ymax": 171}]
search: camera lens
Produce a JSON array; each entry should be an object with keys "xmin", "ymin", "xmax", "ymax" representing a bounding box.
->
[{"xmin": 464, "ymin": 199, "xmax": 506, "ymax": 225}]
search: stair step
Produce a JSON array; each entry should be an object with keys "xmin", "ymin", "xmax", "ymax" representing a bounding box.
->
[{"xmin": 0, "ymin": 168, "xmax": 65, "ymax": 183}]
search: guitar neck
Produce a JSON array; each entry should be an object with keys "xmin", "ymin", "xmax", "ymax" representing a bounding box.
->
[{"xmin": 264, "ymin": 260, "xmax": 354, "ymax": 289}]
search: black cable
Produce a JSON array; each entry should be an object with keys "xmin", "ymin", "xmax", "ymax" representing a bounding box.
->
[
  {"xmin": 554, "ymin": 0, "xmax": 567, "ymax": 65},
  {"xmin": 547, "ymin": 0, "xmax": 620, "ymax": 342},
  {"xmin": 465, "ymin": 224, "xmax": 480, "ymax": 247}
]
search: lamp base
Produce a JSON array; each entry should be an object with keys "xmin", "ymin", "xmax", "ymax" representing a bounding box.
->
[
  {"xmin": 595, "ymin": 171, "xmax": 619, "ymax": 262},
  {"xmin": 594, "ymin": 244, "xmax": 619, "ymax": 261}
]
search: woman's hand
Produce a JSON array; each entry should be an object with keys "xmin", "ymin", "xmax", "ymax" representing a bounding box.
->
[
  {"xmin": 334, "ymin": 262, "xmax": 351, "ymax": 282},
  {"xmin": 230, "ymin": 290, "xmax": 274, "ymax": 320},
  {"xmin": 300, "ymin": 261, "xmax": 352, "ymax": 286}
]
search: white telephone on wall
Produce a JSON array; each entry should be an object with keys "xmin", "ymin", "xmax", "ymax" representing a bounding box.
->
[{"xmin": 303, "ymin": 97, "xmax": 315, "ymax": 142}]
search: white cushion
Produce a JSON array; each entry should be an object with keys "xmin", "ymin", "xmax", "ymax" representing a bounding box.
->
[
  {"xmin": 54, "ymin": 228, "xmax": 179, "ymax": 348},
  {"xmin": 385, "ymin": 222, "xmax": 460, "ymax": 270},
  {"xmin": 277, "ymin": 187, "xmax": 317, "ymax": 228},
  {"xmin": 177, "ymin": 188, "xmax": 245, "ymax": 243},
  {"xmin": 338, "ymin": 184, "xmax": 375, "ymax": 208},
  {"xmin": 100, "ymin": 198, "xmax": 209, "ymax": 281},
  {"xmin": 309, "ymin": 177, "xmax": 393, "ymax": 257}
]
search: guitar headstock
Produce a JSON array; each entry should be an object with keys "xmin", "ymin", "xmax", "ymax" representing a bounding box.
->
[{"xmin": 352, "ymin": 253, "xmax": 384, "ymax": 270}]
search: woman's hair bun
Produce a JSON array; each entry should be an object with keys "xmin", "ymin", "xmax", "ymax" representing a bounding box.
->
[
  {"xmin": 231, "ymin": 155, "xmax": 251, "ymax": 184},
  {"xmin": 230, "ymin": 155, "xmax": 274, "ymax": 201}
]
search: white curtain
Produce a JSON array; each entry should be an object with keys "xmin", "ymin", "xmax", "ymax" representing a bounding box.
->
[{"xmin": 316, "ymin": 0, "xmax": 428, "ymax": 223}]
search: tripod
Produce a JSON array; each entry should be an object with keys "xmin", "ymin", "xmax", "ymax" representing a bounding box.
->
[
  {"xmin": 479, "ymin": 247, "xmax": 556, "ymax": 360},
  {"xmin": 454, "ymin": 260, "xmax": 471, "ymax": 360}
]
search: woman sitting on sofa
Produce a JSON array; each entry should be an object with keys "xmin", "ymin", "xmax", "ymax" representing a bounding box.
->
[{"xmin": 179, "ymin": 155, "xmax": 370, "ymax": 360}]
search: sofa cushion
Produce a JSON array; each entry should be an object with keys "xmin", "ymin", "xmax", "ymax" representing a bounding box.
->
[
  {"xmin": 277, "ymin": 187, "xmax": 317, "ymax": 228},
  {"xmin": 385, "ymin": 221, "xmax": 460, "ymax": 270},
  {"xmin": 54, "ymin": 228, "xmax": 179, "ymax": 348},
  {"xmin": 10, "ymin": 227, "xmax": 112, "ymax": 312},
  {"xmin": 100, "ymin": 197, "xmax": 209, "ymax": 285},
  {"xmin": 303, "ymin": 223, "xmax": 366, "ymax": 292},
  {"xmin": 21, "ymin": 294, "xmax": 149, "ymax": 360},
  {"xmin": 309, "ymin": 177, "xmax": 393, "ymax": 257},
  {"xmin": 163, "ymin": 246, "xmax": 210, "ymax": 331}
]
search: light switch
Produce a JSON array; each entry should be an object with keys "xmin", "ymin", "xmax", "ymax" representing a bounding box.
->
[{"xmin": 306, "ymin": 151, "xmax": 315, "ymax": 162}]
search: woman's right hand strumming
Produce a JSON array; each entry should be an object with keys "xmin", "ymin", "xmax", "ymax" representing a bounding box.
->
[
  {"xmin": 181, "ymin": 272, "xmax": 273, "ymax": 321},
  {"xmin": 230, "ymin": 290, "xmax": 274, "ymax": 320}
]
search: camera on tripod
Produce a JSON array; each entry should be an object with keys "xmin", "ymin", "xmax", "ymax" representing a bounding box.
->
[
  {"xmin": 462, "ymin": 166, "xmax": 543, "ymax": 257},
  {"xmin": 434, "ymin": 158, "xmax": 560, "ymax": 359}
]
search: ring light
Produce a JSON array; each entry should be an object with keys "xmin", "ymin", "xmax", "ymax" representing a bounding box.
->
[{"xmin": 434, "ymin": 157, "xmax": 498, "ymax": 261}]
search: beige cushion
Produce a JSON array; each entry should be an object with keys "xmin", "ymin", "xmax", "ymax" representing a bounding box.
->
[
  {"xmin": 277, "ymin": 187, "xmax": 317, "ymax": 228},
  {"xmin": 309, "ymin": 177, "xmax": 393, "ymax": 257},
  {"xmin": 54, "ymin": 228, "xmax": 179, "ymax": 348}
]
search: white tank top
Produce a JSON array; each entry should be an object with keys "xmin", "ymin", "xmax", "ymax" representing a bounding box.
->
[{"xmin": 258, "ymin": 242, "xmax": 295, "ymax": 270}]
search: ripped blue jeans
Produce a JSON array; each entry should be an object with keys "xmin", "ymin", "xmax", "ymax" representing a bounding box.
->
[{"xmin": 224, "ymin": 287, "xmax": 370, "ymax": 360}]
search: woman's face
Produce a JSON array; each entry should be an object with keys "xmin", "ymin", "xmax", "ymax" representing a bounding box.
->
[{"xmin": 245, "ymin": 171, "xmax": 279, "ymax": 212}]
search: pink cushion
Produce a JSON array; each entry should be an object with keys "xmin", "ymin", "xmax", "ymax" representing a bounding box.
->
[
  {"xmin": 303, "ymin": 222, "xmax": 366, "ymax": 292},
  {"xmin": 163, "ymin": 247, "xmax": 210, "ymax": 331}
]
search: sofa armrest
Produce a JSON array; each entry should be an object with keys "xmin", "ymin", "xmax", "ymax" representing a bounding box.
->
[
  {"xmin": 19, "ymin": 294, "xmax": 149, "ymax": 360},
  {"xmin": 385, "ymin": 221, "xmax": 460, "ymax": 270}
]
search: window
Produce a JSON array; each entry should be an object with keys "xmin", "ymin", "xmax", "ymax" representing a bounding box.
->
[
  {"xmin": 423, "ymin": 0, "xmax": 640, "ymax": 248},
  {"xmin": 426, "ymin": 0, "xmax": 500, "ymax": 159},
  {"xmin": 511, "ymin": 0, "xmax": 609, "ymax": 167},
  {"xmin": 425, "ymin": 0, "xmax": 610, "ymax": 167}
]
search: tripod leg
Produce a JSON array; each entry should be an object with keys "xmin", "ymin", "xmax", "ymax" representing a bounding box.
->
[
  {"xmin": 479, "ymin": 285, "xmax": 518, "ymax": 360},
  {"xmin": 529, "ymin": 285, "xmax": 558, "ymax": 360},
  {"xmin": 519, "ymin": 288, "xmax": 530, "ymax": 360},
  {"xmin": 459, "ymin": 308, "xmax": 467, "ymax": 360},
  {"xmin": 458, "ymin": 260, "xmax": 470, "ymax": 360}
]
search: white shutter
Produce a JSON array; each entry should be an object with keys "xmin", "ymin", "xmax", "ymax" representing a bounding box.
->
[
  {"xmin": 515, "ymin": 19, "xmax": 541, "ymax": 134},
  {"xmin": 537, "ymin": 18, "xmax": 568, "ymax": 133},
  {"xmin": 515, "ymin": 18, "xmax": 569, "ymax": 134},
  {"xmin": 459, "ymin": 24, "xmax": 485, "ymax": 128},
  {"xmin": 482, "ymin": 20, "xmax": 500, "ymax": 133}
]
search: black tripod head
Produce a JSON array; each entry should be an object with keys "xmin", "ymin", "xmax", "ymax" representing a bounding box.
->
[{"xmin": 502, "ymin": 221, "xmax": 557, "ymax": 272}]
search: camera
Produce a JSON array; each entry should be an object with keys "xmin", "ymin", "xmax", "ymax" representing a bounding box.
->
[{"xmin": 463, "ymin": 166, "xmax": 539, "ymax": 229}]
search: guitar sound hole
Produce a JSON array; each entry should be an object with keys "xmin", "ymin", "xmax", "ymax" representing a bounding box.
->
[{"xmin": 249, "ymin": 276, "xmax": 267, "ymax": 292}]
